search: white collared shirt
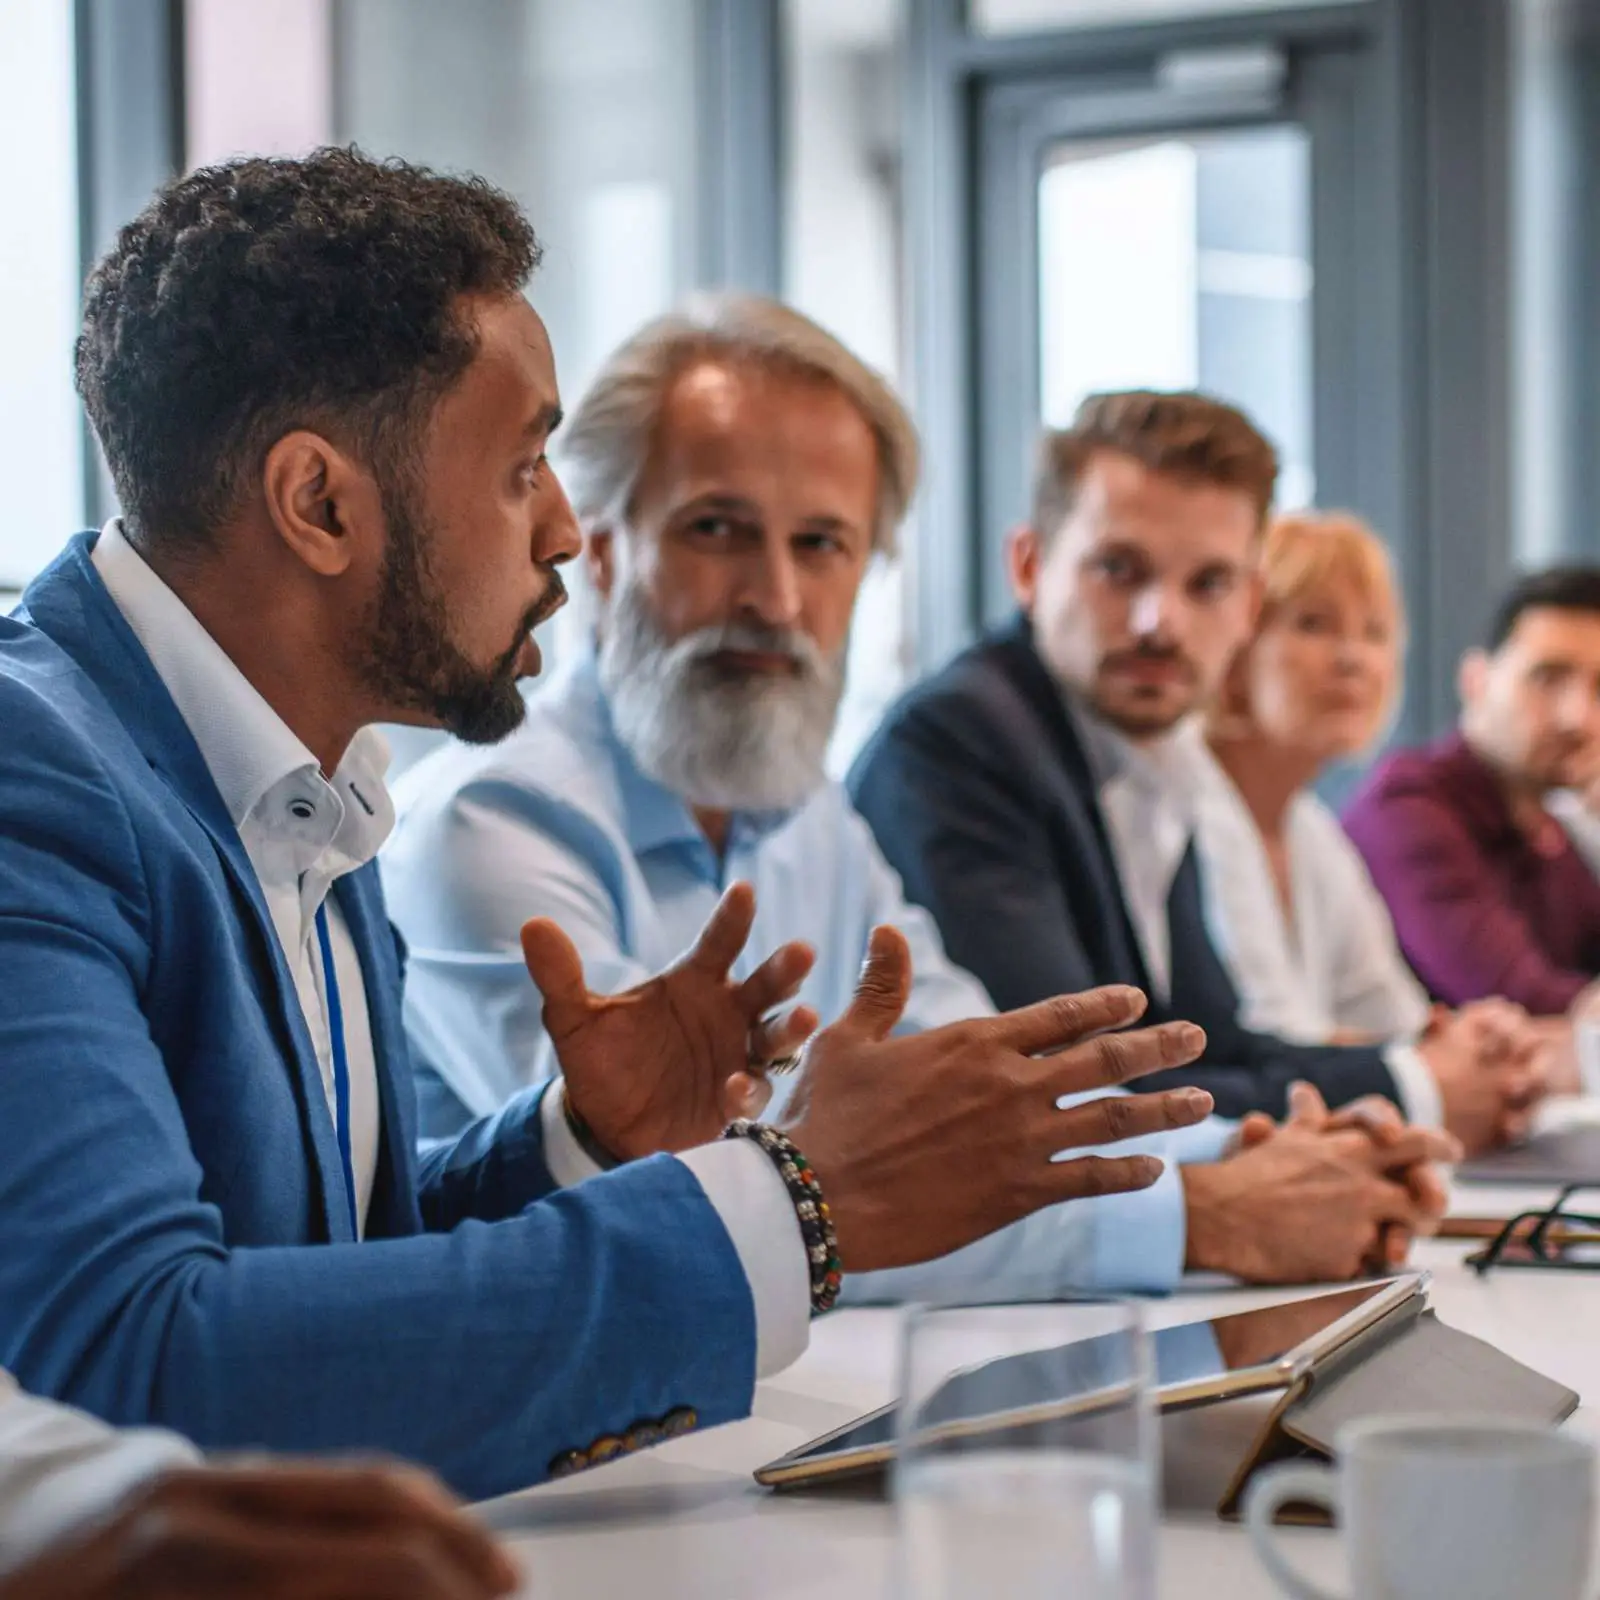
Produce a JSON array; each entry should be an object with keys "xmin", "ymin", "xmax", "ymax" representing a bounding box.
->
[
  {"xmin": 1068, "ymin": 692, "xmax": 1441, "ymax": 1127},
  {"xmin": 1070, "ymin": 700, "xmax": 1200, "ymax": 1003},
  {"xmin": 93, "ymin": 522, "xmax": 384, "ymax": 1232},
  {"xmin": 89, "ymin": 524, "xmax": 808, "ymax": 1370}
]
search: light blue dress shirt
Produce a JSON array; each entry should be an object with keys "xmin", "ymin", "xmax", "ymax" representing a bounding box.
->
[{"xmin": 382, "ymin": 656, "xmax": 1234, "ymax": 1297}]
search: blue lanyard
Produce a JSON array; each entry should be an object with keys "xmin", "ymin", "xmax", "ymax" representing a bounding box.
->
[{"xmin": 314, "ymin": 903, "xmax": 359, "ymax": 1239}]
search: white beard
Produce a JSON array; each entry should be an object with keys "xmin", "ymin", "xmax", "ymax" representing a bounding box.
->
[{"xmin": 597, "ymin": 575, "xmax": 846, "ymax": 812}]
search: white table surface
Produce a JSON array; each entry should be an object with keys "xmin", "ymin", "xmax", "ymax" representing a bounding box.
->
[{"xmin": 481, "ymin": 1175, "xmax": 1600, "ymax": 1599}]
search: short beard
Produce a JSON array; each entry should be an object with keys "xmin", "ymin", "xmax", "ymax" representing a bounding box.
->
[
  {"xmin": 350, "ymin": 481, "xmax": 535, "ymax": 746},
  {"xmin": 597, "ymin": 575, "xmax": 846, "ymax": 812}
]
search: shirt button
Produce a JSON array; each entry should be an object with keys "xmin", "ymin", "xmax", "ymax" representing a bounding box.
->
[{"xmin": 289, "ymin": 800, "xmax": 315, "ymax": 820}]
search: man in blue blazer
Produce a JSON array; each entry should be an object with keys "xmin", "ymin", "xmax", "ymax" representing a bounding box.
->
[{"xmin": 0, "ymin": 151, "xmax": 1215, "ymax": 1501}]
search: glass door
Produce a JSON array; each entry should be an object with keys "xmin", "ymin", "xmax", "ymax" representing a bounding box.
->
[
  {"xmin": 1038, "ymin": 124, "xmax": 1313, "ymax": 506},
  {"xmin": 973, "ymin": 34, "xmax": 1379, "ymax": 626}
]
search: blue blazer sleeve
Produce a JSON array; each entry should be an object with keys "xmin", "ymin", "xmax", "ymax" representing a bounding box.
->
[{"xmin": 0, "ymin": 699, "xmax": 757, "ymax": 1502}]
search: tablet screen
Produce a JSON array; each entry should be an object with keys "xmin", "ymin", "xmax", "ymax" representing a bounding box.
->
[{"xmin": 779, "ymin": 1281, "xmax": 1397, "ymax": 1466}]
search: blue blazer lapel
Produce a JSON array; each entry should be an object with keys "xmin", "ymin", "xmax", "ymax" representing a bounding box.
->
[
  {"xmin": 17, "ymin": 534, "xmax": 353, "ymax": 1241},
  {"xmin": 332, "ymin": 868, "xmax": 422, "ymax": 1239}
]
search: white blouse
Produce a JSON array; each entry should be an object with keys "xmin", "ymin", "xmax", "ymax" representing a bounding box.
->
[{"xmin": 1191, "ymin": 745, "xmax": 1432, "ymax": 1045}]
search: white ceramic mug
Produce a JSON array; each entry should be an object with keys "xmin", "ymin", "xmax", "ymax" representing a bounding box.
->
[{"xmin": 1244, "ymin": 1416, "xmax": 1596, "ymax": 1600}]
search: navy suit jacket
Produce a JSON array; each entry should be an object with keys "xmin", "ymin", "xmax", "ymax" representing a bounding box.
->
[
  {"xmin": 848, "ymin": 618, "xmax": 1398, "ymax": 1119},
  {"xmin": 0, "ymin": 536, "xmax": 757, "ymax": 1499}
]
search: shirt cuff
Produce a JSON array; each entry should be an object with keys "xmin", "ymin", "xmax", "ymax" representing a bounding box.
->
[
  {"xmin": 1168, "ymin": 1115, "xmax": 1237, "ymax": 1165},
  {"xmin": 537, "ymin": 1080, "xmax": 605, "ymax": 1190},
  {"xmin": 1382, "ymin": 1041, "xmax": 1443, "ymax": 1128},
  {"xmin": 1088, "ymin": 1151, "xmax": 1188, "ymax": 1292},
  {"xmin": 675, "ymin": 1141, "xmax": 811, "ymax": 1379}
]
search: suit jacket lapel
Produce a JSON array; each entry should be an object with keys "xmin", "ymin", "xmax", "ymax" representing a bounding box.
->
[
  {"xmin": 988, "ymin": 616, "xmax": 1154, "ymax": 993},
  {"xmin": 17, "ymin": 535, "xmax": 351, "ymax": 1241},
  {"xmin": 332, "ymin": 869, "xmax": 421, "ymax": 1238}
]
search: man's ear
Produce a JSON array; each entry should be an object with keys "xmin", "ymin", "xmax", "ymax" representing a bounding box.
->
[
  {"xmin": 1006, "ymin": 524, "xmax": 1043, "ymax": 611},
  {"xmin": 1459, "ymin": 648, "xmax": 1489, "ymax": 710},
  {"xmin": 260, "ymin": 431, "xmax": 380, "ymax": 577},
  {"xmin": 586, "ymin": 525, "xmax": 617, "ymax": 601}
]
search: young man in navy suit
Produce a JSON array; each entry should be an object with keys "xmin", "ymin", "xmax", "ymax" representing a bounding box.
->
[{"xmin": 851, "ymin": 391, "xmax": 1541, "ymax": 1154}]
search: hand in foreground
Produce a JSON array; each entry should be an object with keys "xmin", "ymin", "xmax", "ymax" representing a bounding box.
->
[
  {"xmin": 522, "ymin": 882, "xmax": 818, "ymax": 1160},
  {"xmin": 1186, "ymin": 1083, "xmax": 1460, "ymax": 1283},
  {"xmin": 1417, "ymin": 1004, "xmax": 1545, "ymax": 1153},
  {"xmin": 0, "ymin": 1462, "xmax": 519, "ymax": 1600},
  {"xmin": 771, "ymin": 926, "xmax": 1214, "ymax": 1273}
]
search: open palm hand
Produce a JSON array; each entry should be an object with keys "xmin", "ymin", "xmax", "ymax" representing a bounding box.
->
[{"xmin": 520, "ymin": 882, "xmax": 818, "ymax": 1160}]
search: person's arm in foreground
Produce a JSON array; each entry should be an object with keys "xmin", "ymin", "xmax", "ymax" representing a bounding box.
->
[{"xmin": 0, "ymin": 1462, "xmax": 519, "ymax": 1600}]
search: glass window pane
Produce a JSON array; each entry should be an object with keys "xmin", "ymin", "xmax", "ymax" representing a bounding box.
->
[
  {"xmin": 783, "ymin": 0, "xmax": 910, "ymax": 773},
  {"xmin": 972, "ymin": 0, "xmax": 1370, "ymax": 35},
  {"xmin": 0, "ymin": 0, "xmax": 82, "ymax": 589},
  {"xmin": 336, "ymin": 0, "xmax": 699, "ymax": 411},
  {"xmin": 1038, "ymin": 125, "xmax": 1313, "ymax": 507}
]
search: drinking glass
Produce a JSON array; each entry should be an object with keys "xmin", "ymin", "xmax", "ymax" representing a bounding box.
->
[{"xmin": 894, "ymin": 1299, "xmax": 1157, "ymax": 1600}]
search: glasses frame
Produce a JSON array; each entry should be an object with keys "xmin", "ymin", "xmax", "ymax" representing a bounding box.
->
[{"xmin": 1467, "ymin": 1184, "xmax": 1600, "ymax": 1275}]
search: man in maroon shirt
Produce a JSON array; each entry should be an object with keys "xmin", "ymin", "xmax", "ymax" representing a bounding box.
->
[{"xmin": 1344, "ymin": 567, "xmax": 1600, "ymax": 1014}]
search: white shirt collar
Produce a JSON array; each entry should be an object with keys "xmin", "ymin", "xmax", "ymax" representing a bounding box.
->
[
  {"xmin": 1062, "ymin": 684, "xmax": 1202, "ymax": 808},
  {"xmin": 90, "ymin": 521, "xmax": 393, "ymax": 868}
]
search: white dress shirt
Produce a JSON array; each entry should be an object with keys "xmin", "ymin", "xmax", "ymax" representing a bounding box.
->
[
  {"xmin": 0, "ymin": 1370, "xmax": 199, "ymax": 1573},
  {"xmin": 1070, "ymin": 696, "xmax": 1441, "ymax": 1126},
  {"xmin": 1071, "ymin": 706, "xmax": 1201, "ymax": 1004},
  {"xmin": 385, "ymin": 656, "xmax": 1238, "ymax": 1301},
  {"xmin": 90, "ymin": 523, "xmax": 807, "ymax": 1374},
  {"xmin": 1191, "ymin": 745, "xmax": 1432, "ymax": 1043}
]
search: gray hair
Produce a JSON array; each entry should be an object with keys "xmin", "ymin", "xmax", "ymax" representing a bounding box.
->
[{"xmin": 558, "ymin": 293, "xmax": 919, "ymax": 555}]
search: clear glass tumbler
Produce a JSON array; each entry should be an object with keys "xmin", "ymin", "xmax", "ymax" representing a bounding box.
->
[{"xmin": 894, "ymin": 1299, "xmax": 1157, "ymax": 1600}]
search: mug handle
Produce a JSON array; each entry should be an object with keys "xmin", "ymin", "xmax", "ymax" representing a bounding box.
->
[{"xmin": 1243, "ymin": 1463, "xmax": 1346, "ymax": 1600}]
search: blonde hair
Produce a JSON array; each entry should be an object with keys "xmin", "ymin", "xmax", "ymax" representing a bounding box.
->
[
  {"xmin": 1258, "ymin": 511, "xmax": 1403, "ymax": 630},
  {"xmin": 1209, "ymin": 510, "xmax": 1406, "ymax": 741},
  {"xmin": 558, "ymin": 293, "xmax": 919, "ymax": 555}
]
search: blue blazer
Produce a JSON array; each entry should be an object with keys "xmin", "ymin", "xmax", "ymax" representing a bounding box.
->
[
  {"xmin": 848, "ymin": 617, "xmax": 1398, "ymax": 1119},
  {"xmin": 0, "ymin": 535, "xmax": 757, "ymax": 1499}
]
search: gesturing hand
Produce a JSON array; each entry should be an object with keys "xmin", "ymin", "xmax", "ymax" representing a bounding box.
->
[
  {"xmin": 522, "ymin": 881, "xmax": 818, "ymax": 1160},
  {"xmin": 0, "ymin": 1461, "xmax": 518, "ymax": 1600},
  {"xmin": 775, "ymin": 925, "xmax": 1215, "ymax": 1274}
]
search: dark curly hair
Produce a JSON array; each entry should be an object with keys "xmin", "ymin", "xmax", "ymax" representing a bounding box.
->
[{"xmin": 75, "ymin": 146, "xmax": 541, "ymax": 552}]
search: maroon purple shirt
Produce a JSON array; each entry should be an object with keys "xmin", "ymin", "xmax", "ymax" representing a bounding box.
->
[{"xmin": 1342, "ymin": 734, "xmax": 1600, "ymax": 1015}]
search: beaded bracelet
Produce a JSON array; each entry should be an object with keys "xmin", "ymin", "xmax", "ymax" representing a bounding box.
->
[
  {"xmin": 723, "ymin": 1119, "xmax": 842, "ymax": 1316},
  {"xmin": 561, "ymin": 1088, "xmax": 621, "ymax": 1172}
]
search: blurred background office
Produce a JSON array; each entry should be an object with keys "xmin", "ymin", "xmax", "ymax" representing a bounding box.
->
[{"xmin": 3, "ymin": 0, "xmax": 1598, "ymax": 776}]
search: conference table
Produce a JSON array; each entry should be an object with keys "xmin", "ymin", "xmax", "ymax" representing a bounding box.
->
[{"xmin": 480, "ymin": 1175, "xmax": 1600, "ymax": 1598}]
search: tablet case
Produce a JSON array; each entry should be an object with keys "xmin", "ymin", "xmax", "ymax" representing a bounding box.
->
[{"xmin": 1214, "ymin": 1295, "xmax": 1581, "ymax": 1523}]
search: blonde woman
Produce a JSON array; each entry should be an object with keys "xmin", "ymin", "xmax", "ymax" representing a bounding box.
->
[{"xmin": 1194, "ymin": 512, "xmax": 1432, "ymax": 1044}]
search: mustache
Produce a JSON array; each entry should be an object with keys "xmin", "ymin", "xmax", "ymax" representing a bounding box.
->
[
  {"xmin": 490, "ymin": 568, "xmax": 568, "ymax": 677},
  {"xmin": 530, "ymin": 566, "xmax": 568, "ymax": 628},
  {"xmin": 1103, "ymin": 641, "xmax": 1198, "ymax": 677},
  {"xmin": 676, "ymin": 621, "xmax": 828, "ymax": 679}
]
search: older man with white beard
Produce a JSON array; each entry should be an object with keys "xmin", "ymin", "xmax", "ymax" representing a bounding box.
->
[{"xmin": 382, "ymin": 295, "xmax": 1455, "ymax": 1298}]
